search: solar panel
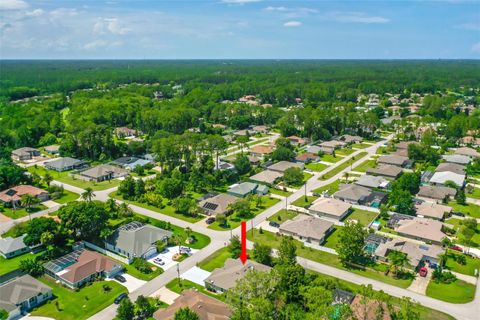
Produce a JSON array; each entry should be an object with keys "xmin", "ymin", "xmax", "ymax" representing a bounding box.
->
[{"xmin": 203, "ymin": 202, "xmax": 218, "ymax": 211}]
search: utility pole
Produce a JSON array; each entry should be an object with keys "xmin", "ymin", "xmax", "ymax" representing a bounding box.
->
[
  {"xmin": 176, "ymin": 262, "xmax": 180, "ymax": 284},
  {"xmin": 304, "ymin": 179, "xmax": 307, "ymax": 201}
]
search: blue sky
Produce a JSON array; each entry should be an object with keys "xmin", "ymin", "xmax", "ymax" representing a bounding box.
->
[{"xmin": 0, "ymin": 0, "xmax": 479, "ymax": 59}]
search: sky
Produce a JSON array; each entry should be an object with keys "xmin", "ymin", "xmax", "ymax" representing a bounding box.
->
[{"xmin": 0, "ymin": 0, "xmax": 479, "ymax": 59}]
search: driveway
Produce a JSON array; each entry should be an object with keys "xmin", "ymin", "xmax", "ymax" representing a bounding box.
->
[
  {"xmin": 146, "ymin": 247, "xmax": 198, "ymax": 272},
  {"xmin": 181, "ymin": 266, "xmax": 211, "ymax": 286},
  {"xmin": 407, "ymin": 271, "xmax": 431, "ymax": 295},
  {"xmin": 42, "ymin": 200, "xmax": 59, "ymax": 209},
  {"xmin": 108, "ymin": 273, "xmax": 146, "ymax": 293},
  {"xmin": 150, "ymin": 286, "xmax": 179, "ymax": 305}
]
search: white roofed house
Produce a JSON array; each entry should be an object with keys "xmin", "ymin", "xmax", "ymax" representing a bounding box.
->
[
  {"xmin": 279, "ymin": 215, "xmax": 334, "ymax": 245},
  {"xmin": 44, "ymin": 157, "xmax": 86, "ymax": 172},
  {"xmin": 309, "ymin": 198, "xmax": 352, "ymax": 220},
  {"xmin": 429, "ymin": 171, "xmax": 465, "ymax": 188},
  {"xmin": 355, "ymin": 175, "xmax": 391, "ymax": 189},
  {"xmin": 0, "ymin": 234, "xmax": 29, "ymax": 259}
]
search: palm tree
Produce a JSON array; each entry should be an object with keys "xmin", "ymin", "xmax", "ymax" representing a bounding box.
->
[
  {"xmin": 43, "ymin": 172, "xmax": 53, "ymax": 187},
  {"xmin": 343, "ymin": 172, "xmax": 349, "ymax": 183},
  {"xmin": 172, "ymin": 234, "xmax": 186, "ymax": 254},
  {"xmin": 20, "ymin": 194, "xmax": 40, "ymax": 220},
  {"xmin": 388, "ymin": 251, "xmax": 408, "ymax": 277},
  {"xmin": 81, "ymin": 187, "xmax": 95, "ymax": 201}
]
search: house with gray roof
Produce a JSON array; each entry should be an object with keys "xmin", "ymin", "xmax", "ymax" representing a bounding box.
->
[
  {"xmin": 333, "ymin": 184, "xmax": 373, "ymax": 205},
  {"xmin": 198, "ymin": 193, "xmax": 239, "ymax": 216},
  {"xmin": 105, "ymin": 221, "xmax": 172, "ymax": 263},
  {"xmin": 11, "ymin": 147, "xmax": 40, "ymax": 161},
  {"xmin": 417, "ymin": 185, "xmax": 457, "ymax": 203},
  {"xmin": 429, "ymin": 171, "xmax": 465, "ymax": 188},
  {"xmin": 267, "ymin": 161, "xmax": 304, "ymax": 173},
  {"xmin": 79, "ymin": 164, "xmax": 128, "ymax": 182},
  {"xmin": 366, "ymin": 165, "xmax": 403, "ymax": 179},
  {"xmin": 249, "ymin": 170, "xmax": 282, "ymax": 185},
  {"xmin": 45, "ymin": 157, "xmax": 86, "ymax": 172},
  {"xmin": 375, "ymin": 239, "xmax": 443, "ymax": 269},
  {"xmin": 110, "ymin": 157, "xmax": 153, "ymax": 170},
  {"xmin": 227, "ymin": 182, "xmax": 268, "ymax": 198},
  {"xmin": 204, "ymin": 258, "xmax": 271, "ymax": 293},
  {"xmin": 309, "ymin": 198, "xmax": 352, "ymax": 220},
  {"xmin": 435, "ymin": 162, "xmax": 466, "ymax": 175},
  {"xmin": 279, "ymin": 214, "xmax": 334, "ymax": 245},
  {"xmin": 377, "ymin": 155, "xmax": 409, "ymax": 167},
  {"xmin": 0, "ymin": 275, "xmax": 52, "ymax": 319},
  {"xmin": 355, "ymin": 175, "xmax": 390, "ymax": 189},
  {"xmin": 442, "ymin": 154, "xmax": 471, "ymax": 165},
  {"xmin": 0, "ymin": 235, "xmax": 29, "ymax": 259}
]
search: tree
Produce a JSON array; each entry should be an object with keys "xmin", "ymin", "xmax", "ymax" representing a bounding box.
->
[
  {"xmin": 20, "ymin": 257, "xmax": 43, "ymax": 276},
  {"xmin": 117, "ymin": 297, "xmax": 135, "ymax": 320},
  {"xmin": 229, "ymin": 236, "xmax": 241, "ymax": 258},
  {"xmin": 173, "ymin": 196, "xmax": 197, "ymax": 217},
  {"xmin": 20, "ymin": 194, "xmax": 40, "ymax": 213},
  {"xmin": 271, "ymin": 146, "xmax": 295, "ymax": 162},
  {"xmin": 278, "ymin": 236, "xmax": 297, "ymax": 265},
  {"xmin": 43, "ymin": 172, "xmax": 53, "ymax": 187},
  {"xmin": 118, "ymin": 176, "xmax": 136, "ymax": 199},
  {"xmin": 388, "ymin": 188, "xmax": 415, "ymax": 215},
  {"xmin": 158, "ymin": 176, "xmax": 183, "ymax": 199},
  {"xmin": 81, "ymin": 187, "xmax": 95, "ymax": 201},
  {"xmin": 216, "ymin": 213, "xmax": 227, "ymax": 228},
  {"xmin": 337, "ymin": 221, "xmax": 367, "ymax": 265},
  {"xmin": 135, "ymin": 295, "xmax": 154, "ymax": 318},
  {"xmin": 58, "ymin": 201, "xmax": 110, "ymax": 240},
  {"xmin": 24, "ymin": 217, "xmax": 59, "ymax": 246},
  {"xmin": 455, "ymin": 189, "xmax": 466, "ymax": 205},
  {"xmin": 234, "ymin": 154, "xmax": 251, "ymax": 175},
  {"xmin": 252, "ymin": 242, "xmax": 273, "ymax": 266},
  {"xmin": 133, "ymin": 164, "xmax": 145, "ymax": 176},
  {"xmin": 174, "ymin": 307, "xmax": 200, "ymax": 320},
  {"xmin": 388, "ymin": 250, "xmax": 408, "ymax": 277},
  {"xmin": 228, "ymin": 199, "xmax": 251, "ymax": 218},
  {"xmin": 0, "ymin": 309, "xmax": 7, "ymax": 320},
  {"xmin": 283, "ymin": 167, "xmax": 304, "ymax": 186}
]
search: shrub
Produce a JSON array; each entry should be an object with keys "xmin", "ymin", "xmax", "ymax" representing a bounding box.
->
[{"xmin": 132, "ymin": 258, "xmax": 152, "ymax": 274}]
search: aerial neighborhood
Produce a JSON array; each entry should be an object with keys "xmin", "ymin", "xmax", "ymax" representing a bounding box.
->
[{"xmin": 1, "ymin": 59, "xmax": 479, "ymax": 320}]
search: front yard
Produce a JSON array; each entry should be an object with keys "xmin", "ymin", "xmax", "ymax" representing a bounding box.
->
[
  {"xmin": 305, "ymin": 162, "xmax": 329, "ymax": 172},
  {"xmin": 465, "ymin": 186, "xmax": 480, "ymax": 199},
  {"xmin": 426, "ymin": 279, "xmax": 476, "ymax": 303},
  {"xmin": 31, "ymin": 277, "xmax": 127, "ymax": 320},
  {"xmin": 352, "ymin": 159, "xmax": 377, "ymax": 172},
  {"xmin": 198, "ymin": 246, "xmax": 231, "ymax": 272},
  {"xmin": 342, "ymin": 209, "xmax": 378, "ymax": 226},
  {"xmin": 291, "ymin": 196, "xmax": 317, "ymax": 208},
  {"xmin": 0, "ymin": 204, "xmax": 47, "ymax": 219},
  {"xmin": 267, "ymin": 209, "xmax": 299, "ymax": 223},
  {"xmin": 56, "ymin": 175, "xmax": 121, "ymax": 191},
  {"xmin": 320, "ymin": 154, "xmax": 344, "ymax": 163},
  {"xmin": 166, "ymin": 279, "xmax": 226, "ymax": 301},
  {"xmin": 448, "ymin": 201, "xmax": 480, "ymax": 219},
  {"xmin": 0, "ymin": 252, "xmax": 43, "ymax": 276},
  {"xmin": 269, "ymin": 188, "xmax": 292, "ymax": 197},
  {"xmin": 312, "ymin": 180, "xmax": 341, "ymax": 195},
  {"xmin": 444, "ymin": 252, "xmax": 480, "ymax": 276},
  {"xmin": 54, "ymin": 190, "xmax": 80, "ymax": 204}
]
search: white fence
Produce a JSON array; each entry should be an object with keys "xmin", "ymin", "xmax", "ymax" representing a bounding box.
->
[{"xmin": 83, "ymin": 241, "xmax": 130, "ymax": 264}]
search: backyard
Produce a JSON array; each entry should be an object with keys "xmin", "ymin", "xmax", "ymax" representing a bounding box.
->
[
  {"xmin": 343, "ymin": 209, "xmax": 378, "ymax": 226},
  {"xmin": 0, "ymin": 252, "xmax": 43, "ymax": 276},
  {"xmin": 31, "ymin": 277, "xmax": 127, "ymax": 320},
  {"xmin": 323, "ymin": 227, "xmax": 342, "ymax": 249}
]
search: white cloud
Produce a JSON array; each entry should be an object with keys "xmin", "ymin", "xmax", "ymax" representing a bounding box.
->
[
  {"xmin": 25, "ymin": 9, "xmax": 44, "ymax": 17},
  {"xmin": 326, "ymin": 12, "xmax": 390, "ymax": 24},
  {"xmin": 0, "ymin": 0, "xmax": 29, "ymax": 10},
  {"xmin": 472, "ymin": 42, "xmax": 480, "ymax": 53},
  {"xmin": 93, "ymin": 17, "xmax": 131, "ymax": 35},
  {"xmin": 221, "ymin": 0, "xmax": 261, "ymax": 4},
  {"xmin": 284, "ymin": 21, "xmax": 302, "ymax": 27},
  {"xmin": 265, "ymin": 6, "xmax": 287, "ymax": 11},
  {"xmin": 83, "ymin": 40, "xmax": 108, "ymax": 50},
  {"xmin": 265, "ymin": 6, "xmax": 317, "ymax": 14}
]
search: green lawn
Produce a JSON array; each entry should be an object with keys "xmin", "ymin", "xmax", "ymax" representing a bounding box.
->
[
  {"xmin": 56, "ymin": 174, "xmax": 121, "ymax": 191},
  {"xmin": 208, "ymin": 196, "xmax": 280, "ymax": 231},
  {"xmin": 445, "ymin": 218, "xmax": 480, "ymax": 247},
  {"xmin": 343, "ymin": 209, "xmax": 378, "ymax": 226},
  {"xmin": 336, "ymin": 148, "xmax": 356, "ymax": 156},
  {"xmin": 448, "ymin": 201, "xmax": 480, "ymax": 219},
  {"xmin": 1, "ymin": 221, "xmax": 29, "ymax": 238},
  {"xmin": 267, "ymin": 209, "xmax": 299, "ymax": 223},
  {"xmin": 426, "ymin": 279, "xmax": 476, "ymax": 303},
  {"xmin": 111, "ymin": 191, "xmax": 204, "ymax": 223},
  {"xmin": 27, "ymin": 166, "xmax": 70, "ymax": 179},
  {"xmin": 305, "ymin": 162, "xmax": 329, "ymax": 172},
  {"xmin": 31, "ymin": 277, "xmax": 127, "ymax": 320},
  {"xmin": 320, "ymin": 152, "xmax": 368, "ymax": 180},
  {"xmin": 466, "ymin": 187, "xmax": 480, "ymax": 199},
  {"xmin": 323, "ymin": 227, "xmax": 342, "ymax": 249},
  {"xmin": 376, "ymin": 147, "xmax": 389, "ymax": 155},
  {"xmin": 352, "ymin": 159, "xmax": 377, "ymax": 172},
  {"xmin": 247, "ymin": 229, "xmax": 413, "ymax": 288},
  {"xmin": 0, "ymin": 204, "xmax": 47, "ymax": 219},
  {"xmin": 352, "ymin": 143, "xmax": 372, "ymax": 149},
  {"xmin": 269, "ymin": 188, "xmax": 292, "ymax": 197},
  {"xmin": 312, "ymin": 180, "xmax": 341, "ymax": 195},
  {"xmin": 291, "ymin": 196, "xmax": 317, "ymax": 208},
  {"xmin": 123, "ymin": 261, "xmax": 163, "ymax": 281},
  {"xmin": 53, "ymin": 190, "xmax": 80, "ymax": 204},
  {"xmin": 198, "ymin": 246, "xmax": 231, "ymax": 272},
  {"xmin": 166, "ymin": 279, "xmax": 226, "ymax": 301},
  {"xmin": 0, "ymin": 252, "xmax": 43, "ymax": 276},
  {"xmin": 320, "ymin": 154, "xmax": 344, "ymax": 163},
  {"xmin": 445, "ymin": 252, "xmax": 480, "ymax": 276}
]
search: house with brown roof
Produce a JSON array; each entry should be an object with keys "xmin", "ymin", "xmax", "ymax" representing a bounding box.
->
[
  {"xmin": 287, "ymin": 135, "xmax": 308, "ymax": 146},
  {"xmin": 415, "ymin": 202, "xmax": 452, "ymax": 221},
  {"xmin": 0, "ymin": 185, "xmax": 49, "ymax": 208},
  {"xmin": 459, "ymin": 136, "xmax": 480, "ymax": 147},
  {"xmin": 309, "ymin": 198, "xmax": 352, "ymax": 220},
  {"xmin": 279, "ymin": 214, "xmax": 334, "ymax": 245},
  {"xmin": 44, "ymin": 145, "xmax": 60, "ymax": 155},
  {"xmin": 395, "ymin": 141, "xmax": 419, "ymax": 150},
  {"xmin": 435, "ymin": 162, "xmax": 466, "ymax": 175},
  {"xmin": 454, "ymin": 147, "xmax": 480, "ymax": 158},
  {"xmin": 338, "ymin": 135, "xmax": 363, "ymax": 144},
  {"xmin": 11, "ymin": 147, "xmax": 40, "ymax": 161},
  {"xmin": 393, "ymin": 217, "xmax": 446, "ymax": 245},
  {"xmin": 43, "ymin": 247, "xmax": 123, "ymax": 289},
  {"xmin": 295, "ymin": 152, "xmax": 319, "ymax": 163},
  {"xmin": 317, "ymin": 140, "xmax": 346, "ymax": 154},
  {"xmin": 377, "ymin": 155, "xmax": 409, "ymax": 167},
  {"xmin": 204, "ymin": 259, "xmax": 271, "ymax": 293},
  {"xmin": 249, "ymin": 169, "xmax": 283, "ymax": 185},
  {"xmin": 375, "ymin": 239, "xmax": 443, "ymax": 270},
  {"xmin": 417, "ymin": 185, "xmax": 457, "ymax": 203},
  {"xmin": 366, "ymin": 165, "xmax": 403, "ymax": 179},
  {"xmin": 267, "ymin": 161, "xmax": 304, "ymax": 173},
  {"xmin": 249, "ymin": 145, "xmax": 274, "ymax": 158},
  {"xmin": 153, "ymin": 289, "xmax": 231, "ymax": 320},
  {"xmin": 78, "ymin": 164, "xmax": 128, "ymax": 182},
  {"xmin": 198, "ymin": 193, "xmax": 238, "ymax": 216}
]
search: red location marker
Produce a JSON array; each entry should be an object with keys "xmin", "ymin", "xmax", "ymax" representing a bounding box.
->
[{"xmin": 240, "ymin": 221, "xmax": 248, "ymax": 264}]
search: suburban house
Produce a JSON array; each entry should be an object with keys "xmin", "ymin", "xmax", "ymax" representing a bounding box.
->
[
  {"xmin": 392, "ymin": 217, "xmax": 446, "ymax": 245},
  {"xmin": 249, "ymin": 169, "xmax": 283, "ymax": 185},
  {"xmin": 454, "ymin": 147, "xmax": 480, "ymax": 158},
  {"xmin": 247, "ymin": 155, "xmax": 261, "ymax": 165},
  {"xmin": 214, "ymin": 160, "xmax": 235, "ymax": 171},
  {"xmin": 249, "ymin": 145, "xmax": 274, "ymax": 158},
  {"xmin": 0, "ymin": 235, "xmax": 29, "ymax": 259},
  {"xmin": 429, "ymin": 171, "xmax": 465, "ymax": 188},
  {"xmin": 43, "ymin": 246, "xmax": 123, "ymax": 289},
  {"xmin": 44, "ymin": 145, "xmax": 60, "ymax": 155},
  {"xmin": 205, "ymin": 258, "xmax": 271, "ymax": 293},
  {"xmin": 355, "ymin": 175, "xmax": 390, "ymax": 189},
  {"xmin": 114, "ymin": 127, "xmax": 143, "ymax": 138},
  {"xmin": 366, "ymin": 165, "xmax": 403, "ymax": 180},
  {"xmin": 153, "ymin": 289, "xmax": 231, "ymax": 320},
  {"xmin": 110, "ymin": 156, "xmax": 153, "ymax": 170},
  {"xmin": 105, "ymin": 221, "xmax": 173, "ymax": 262},
  {"xmin": 0, "ymin": 275, "xmax": 52, "ymax": 319},
  {"xmin": 279, "ymin": 215, "xmax": 334, "ymax": 245},
  {"xmin": 267, "ymin": 161, "xmax": 304, "ymax": 173},
  {"xmin": 11, "ymin": 147, "xmax": 40, "ymax": 161},
  {"xmin": 317, "ymin": 140, "xmax": 346, "ymax": 154},
  {"xmin": 337, "ymin": 135, "xmax": 362, "ymax": 144},
  {"xmin": 78, "ymin": 164, "xmax": 128, "ymax": 182},
  {"xmin": 375, "ymin": 239, "xmax": 443, "ymax": 269},
  {"xmin": 250, "ymin": 125, "xmax": 269, "ymax": 134},
  {"xmin": 395, "ymin": 141, "xmax": 419, "ymax": 150},
  {"xmin": 306, "ymin": 145, "xmax": 322, "ymax": 155},
  {"xmin": 295, "ymin": 152, "xmax": 319, "ymax": 163},
  {"xmin": 416, "ymin": 185, "xmax": 457, "ymax": 203},
  {"xmin": 459, "ymin": 136, "xmax": 480, "ymax": 146},
  {"xmin": 198, "ymin": 193, "xmax": 239, "ymax": 216},
  {"xmin": 0, "ymin": 185, "xmax": 49, "ymax": 208},
  {"xmin": 435, "ymin": 162, "xmax": 466, "ymax": 175},
  {"xmin": 415, "ymin": 202, "xmax": 452, "ymax": 221},
  {"xmin": 286, "ymin": 135, "xmax": 309, "ymax": 146},
  {"xmin": 309, "ymin": 198, "xmax": 352, "ymax": 220},
  {"xmin": 45, "ymin": 157, "xmax": 86, "ymax": 172},
  {"xmin": 333, "ymin": 184, "xmax": 372, "ymax": 205},
  {"xmin": 442, "ymin": 154, "xmax": 471, "ymax": 165},
  {"xmin": 227, "ymin": 182, "xmax": 268, "ymax": 198},
  {"xmin": 377, "ymin": 155, "xmax": 409, "ymax": 167}
]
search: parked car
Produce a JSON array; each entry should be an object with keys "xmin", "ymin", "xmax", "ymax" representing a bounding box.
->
[
  {"xmin": 206, "ymin": 217, "xmax": 215, "ymax": 224},
  {"xmin": 114, "ymin": 274, "xmax": 126, "ymax": 283},
  {"xmin": 114, "ymin": 293, "xmax": 128, "ymax": 304},
  {"xmin": 269, "ymin": 221, "xmax": 280, "ymax": 228},
  {"xmin": 449, "ymin": 245, "xmax": 463, "ymax": 252},
  {"xmin": 161, "ymin": 248, "xmax": 169, "ymax": 254},
  {"xmin": 154, "ymin": 258, "xmax": 165, "ymax": 266},
  {"xmin": 451, "ymin": 211, "xmax": 465, "ymax": 217},
  {"xmin": 180, "ymin": 246, "xmax": 191, "ymax": 252},
  {"xmin": 419, "ymin": 267, "xmax": 428, "ymax": 277}
]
